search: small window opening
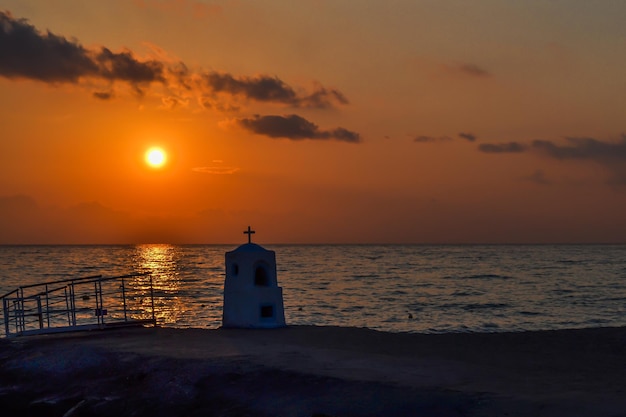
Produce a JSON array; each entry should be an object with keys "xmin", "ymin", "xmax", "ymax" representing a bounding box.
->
[
  {"xmin": 254, "ymin": 266, "xmax": 269, "ymax": 286},
  {"xmin": 260, "ymin": 305, "xmax": 274, "ymax": 318},
  {"xmin": 232, "ymin": 263, "xmax": 239, "ymax": 276}
]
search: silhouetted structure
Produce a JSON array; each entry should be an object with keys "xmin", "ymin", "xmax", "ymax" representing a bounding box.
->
[{"xmin": 222, "ymin": 227, "xmax": 286, "ymax": 328}]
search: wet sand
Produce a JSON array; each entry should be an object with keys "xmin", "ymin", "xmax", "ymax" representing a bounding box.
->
[{"xmin": 1, "ymin": 325, "xmax": 625, "ymax": 416}]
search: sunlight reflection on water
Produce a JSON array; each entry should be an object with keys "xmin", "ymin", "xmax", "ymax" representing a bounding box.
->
[{"xmin": 134, "ymin": 244, "xmax": 183, "ymax": 324}]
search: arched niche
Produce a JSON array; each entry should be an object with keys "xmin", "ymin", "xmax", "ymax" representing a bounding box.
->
[{"xmin": 254, "ymin": 263, "xmax": 271, "ymax": 286}]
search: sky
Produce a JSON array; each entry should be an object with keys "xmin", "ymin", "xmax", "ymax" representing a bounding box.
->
[{"xmin": 1, "ymin": 0, "xmax": 626, "ymax": 244}]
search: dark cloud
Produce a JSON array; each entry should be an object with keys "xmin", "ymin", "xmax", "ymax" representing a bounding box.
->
[
  {"xmin": 236, "ymin": 114, "xmax": 361, "ymax": 143},
  {"xmin": 531, "ymin": 135, "xmax": 626, "ymax": 185},
  {"xmin": 1, "ymin": 11, "xmax": 349, "ymax": 110},
  {"xmin": 0, "ymin": 11, "xmax": 164, "ymax": 86},
  {"xmin": 413, "ymin": 135, "xmax": 452, "ymax": 143},
  {"xmin": 0, "ymin": 11, "xmax": 98, "ymax": 82},
  {"xmin": 475, "ymin": 135, "xmax": 626, "ymax": 184},
  {"xmin": 458, "ymin": 132, "xmax": 477, "ymax": 142},
  {"xmin": 301, "ymin": 85, "xmax": 349, "ymax": 108},
  {"xmin": 413, "ymin": 133, "xmax": 477, "ymax": 143},
  {"xmin": 95, "ymin": 48, "xmax": 164, "ymax": 83},
  {"xmin": 458, "ymin": 63, "xmax": 491, "ymax": 77},
  {"xmin": 531, "ymin": 136, "xmax": 626, "ymax": 160},
  {"xmin": 478, "ymin": 142, "xmax": 527, "ymax": 153},
  {"xmin": 203, "ymin": 72, "xmax": 348, "ymax": 108},
  {"xmin": 93, "ymin": 91, "xmax": 113, "ymax": 100}
]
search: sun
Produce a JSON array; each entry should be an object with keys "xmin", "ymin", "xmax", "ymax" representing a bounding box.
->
[{"xmin": 145, "ymin": 147, "xmax": 167, "ymax": 168}]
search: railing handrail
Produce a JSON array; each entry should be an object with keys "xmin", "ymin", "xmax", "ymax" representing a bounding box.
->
[
  {"xmin": 16, "ymin": 274, "xmax": 103, "ymax": 290},
  {"xmin": 0, "ymin": 288, "xmax": 19, "ymax": 300},
  {"xmin": 1, "ymin": 272, "xmax": 151, "ymax": 300},
  {"xmin": 1, "ymin": 272, "xmax": 156, "ymax": 337}
]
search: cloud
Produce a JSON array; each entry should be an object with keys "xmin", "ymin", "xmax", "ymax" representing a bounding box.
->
[
  {"xmin": 1, "ymin": 11, "xmax": 349, "ymax": 110},
  {"xmin": 160, "ymin": 95, "xmax": 189, "ymax": 109},
  {"xmin": 440, "ymin": 62, "xmax": 492, "ymax": 78},
  {"xmin": 1, "ymin": 11, "xmax": 98, "ymax": 82},
  {"xmin": 192, "ymin": 166, "xmax": 240, "ymax": 175},
  {"xmin": 96, "ymin": 47, "xmax": 164, "ymax": 84},
  {"xmin": 531, "ymin": 135, "xmax": 626, "ymax": 185},
  {"xmin": 458, "ymin": 63, "xmax": 491, "ymax": 77},
  {"xmin": 413, "ymin": 135, "xmax": 452, "ymax": 143},
  {"xmin": 93, "ymin": 91, "xmax": 114, "ymax": 100},
  {"xmin": 235, "ymin": 114, "xmax": 361, "ymax": 143},
  {"xmin": 478, "ymin": 142, "xmax": 528, "ymax": 153},
  {"xmin": 412, "ymin": 132, "xmax": 477, "ymax": 143},
  {"xmin": 458, "ymin": 132, "xmax": 477, "ymax": 142},
  {"xmin": 202, "ymin": 72, "xmax": 348, "ymax": 109},
  {"xmin": 531, "ymin": 136, "xmax": 626, "ymax": 160},
  {"xmin": 475, "ymin": 135, "xmax": 626, "ymax": 185},
  {"xmin": 0, "ymin": 10, "xmax": 164, "ymax": 87}
]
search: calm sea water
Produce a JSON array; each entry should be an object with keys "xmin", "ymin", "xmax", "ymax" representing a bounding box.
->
[{"xmin": 1, "ymin": 244, "xmax": 625, "ymax": 333}]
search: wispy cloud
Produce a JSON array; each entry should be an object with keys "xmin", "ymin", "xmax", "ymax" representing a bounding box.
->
[
  {"xmin": 192, "ymin": 166, "xmax": 240, "ymax": 175},
  {"xmin": 457, "ymin": 63, "xmax": 491, "ymax": 77},
  {"xmin": 440, "ymin": 62, "xmax": 492, "ymax": 78},
  {"xmin": 532, "ymin": 136, "xmax": 626, "ymax": 160},
  {"xmin": 413, "ymin": 135, "xmax": 452, "ymax": 143},
  {"xmin": 233, "ymin": 114, "xmax": 361, "ymax": 143},
  {"xmin": 413, "ymin": 132, "xmax": 478, "ymax": 143},
  {"xmin": 458, "ymin": 132, "xmax": 477, "ymax": 142},
  {"xmin": 202, "ymin": 72, "xmax": 348, "ymax": 109},
  {"xmin": 532, "ymin": 135, "xmax": 626, "ymax": 185},
  {"xmin": 93, "ymin": 91, "xmax": 114, "ymax": 100},
  {"xmin": 478, "ymin": 135, "xmax": 626, "ymax": 185},
  {"xmin": 478, "ymin": 142, "xmax": 527, "ymax": 153}
]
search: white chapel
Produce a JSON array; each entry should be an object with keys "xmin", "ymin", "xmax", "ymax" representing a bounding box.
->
[{"xmin": 222, "ymin": 227, "xmax": 286, "ymax": 328}]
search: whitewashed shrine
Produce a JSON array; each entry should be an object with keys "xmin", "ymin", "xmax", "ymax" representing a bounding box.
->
[{"xmin": 222, "ymin": 227, "xmax": 286, "ymax": 328}]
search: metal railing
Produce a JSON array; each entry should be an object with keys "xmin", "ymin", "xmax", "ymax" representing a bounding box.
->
[{"xmin": 1, "ymin": 273, "xmax": 156, "ymax": 337}]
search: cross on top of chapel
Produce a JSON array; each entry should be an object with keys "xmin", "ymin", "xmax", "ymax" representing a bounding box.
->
[{"xmin": 244, "ymin": 226, "xmax": 255, "ymax": 243}]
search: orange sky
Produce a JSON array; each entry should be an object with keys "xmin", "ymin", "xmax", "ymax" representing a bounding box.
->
[{"xmin": 1, "ymin": 1, "xmax": 626, "ymax": 244}]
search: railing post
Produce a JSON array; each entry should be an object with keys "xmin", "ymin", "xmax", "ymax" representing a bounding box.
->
[
  {"xmin": 45, "ymin": 284, "xmax": 50, "ymax": 328},
  {"xmin": 12, "ymin": 300, "xmax": 18, "ymax": 334},
  {"xmin": 16, "ymin": 289, "xmax": 22, "ymax": 333},
  {"xmin": 64, "ymin": 286, "xmax": 71, "ymax": 326},
  {"xmin": 121, "ymin": 277, "xmax": 128, "ymax": 322},
  {"xmin": 94, "ymin": 280, "xmax": 101, "ymax": 327},
  {"xmin": 2, "ymin": 273, "xmax": 159, "ymax": 335},
  {"xmin": 70, "ymin": 282, "xmax": 77, "ymax": 326},
  {"xmin": 150, "ymin": 274, "xmax": 156, "ymax": 326},
  {"xmin": 18, "ymin": 288, "xmax": 25, "ymax": 333},
  {"xmin": 2, "ymin": 298, "xmax": 9, "ymax": 337},
  {"xmin": 99, "ymin": 279, "xmax": 105, "ymax": 326},
  {"xmin": 37, "ymin": 296, "xmax": 43, "ymax": 329}
]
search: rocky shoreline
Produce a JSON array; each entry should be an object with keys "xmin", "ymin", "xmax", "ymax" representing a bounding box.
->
[{"xmin": 1, "ymin": 326, "xmax": 626, "ymax": 416}]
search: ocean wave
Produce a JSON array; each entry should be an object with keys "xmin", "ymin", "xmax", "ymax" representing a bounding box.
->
[{"xmin": 462, "ymin": 303, "xmax": 509, "ymax": 311}]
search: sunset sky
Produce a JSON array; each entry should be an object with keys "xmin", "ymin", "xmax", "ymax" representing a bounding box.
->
[{"xmin": 2, "ymin": 1, "xmax": 626, "ymax": 244}]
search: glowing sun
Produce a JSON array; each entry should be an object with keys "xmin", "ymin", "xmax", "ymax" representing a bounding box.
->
[{"xmin": 145, "ymin": 147, "xmax": 167, "ymax": 168}]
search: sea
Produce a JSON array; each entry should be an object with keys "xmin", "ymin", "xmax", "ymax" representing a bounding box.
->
[{"xmin": 1, "ymin": 244, "xmax": 625, "ymax": 334}]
